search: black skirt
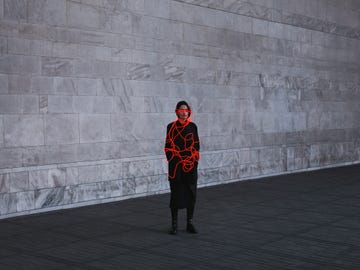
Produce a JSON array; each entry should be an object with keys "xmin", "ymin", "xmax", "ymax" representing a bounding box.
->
[{"xmin": 169, "ymin": 163, "xmax": 198, "ymax": 209}]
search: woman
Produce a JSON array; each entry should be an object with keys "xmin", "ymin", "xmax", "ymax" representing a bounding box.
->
[{"xmin": 164, "ymin": 101, "xmax": 200, "ymax": 235}]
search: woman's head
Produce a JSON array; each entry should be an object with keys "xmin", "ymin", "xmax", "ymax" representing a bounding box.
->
[{"xmin": 175, "ymin": 100, "xmax": 191, "ymax": 120}]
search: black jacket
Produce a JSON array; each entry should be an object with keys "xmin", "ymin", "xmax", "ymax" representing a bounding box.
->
[{"xmin": 165, "ymin": 120, "xmax": 200, "ymax": 209}]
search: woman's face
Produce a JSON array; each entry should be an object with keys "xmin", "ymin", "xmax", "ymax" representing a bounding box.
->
[{"xmin": 177, "ymin": 104, "xmax": 190, "ymax": 120}]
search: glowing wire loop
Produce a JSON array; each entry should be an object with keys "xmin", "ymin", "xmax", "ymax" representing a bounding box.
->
[{"xmin": 165, "ymin": 120, "xmax": 200, "ymax": 179}]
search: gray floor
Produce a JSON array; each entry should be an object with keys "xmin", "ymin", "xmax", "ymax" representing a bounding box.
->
[{"xmin": 1, "ymin": 164, "xmax": 360, "ymax": 270}]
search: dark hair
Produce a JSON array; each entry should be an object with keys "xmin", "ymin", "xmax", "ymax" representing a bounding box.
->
[{"xmin": 175, "ymin": 100, "xmax": 191, "ymax": 117}]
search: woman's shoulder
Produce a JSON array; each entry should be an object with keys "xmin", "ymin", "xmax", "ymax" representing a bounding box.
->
[
  {"xmin": 167, "ymin": 121, "xmax": 177, "ymax": 129},
  {"xmin": 189, "ymin": 122, "xmax": 197, "ymax": 128}
]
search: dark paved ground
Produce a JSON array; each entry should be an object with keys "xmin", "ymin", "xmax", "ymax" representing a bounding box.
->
[{"xmin": 1, "ymin": 164, "xmax": 360, "ymax": 270}]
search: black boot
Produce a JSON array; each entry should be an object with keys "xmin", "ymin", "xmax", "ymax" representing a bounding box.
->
[
  {"xmin": 186, "ymin": 219, "xmax": 198, "ymax": 234},
  {"xmin": 186, "ymin": 207, "xmax": 198, "ymax": 234},
  {"xmin": 169, "ymin": 220, "xmax": 177, "ymax": 235},
  {"xmin": 169, "ymin": 208, "xmax": 178, "ymax": 235}
]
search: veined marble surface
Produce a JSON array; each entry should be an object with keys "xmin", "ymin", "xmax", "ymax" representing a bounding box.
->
[
  {"xmin": 1, "ymin": 0, "xmax": 359, "ymax": 218},
  {"xmin": 174, "ymin": 0, "xmax": 360, "ymax": 39}
]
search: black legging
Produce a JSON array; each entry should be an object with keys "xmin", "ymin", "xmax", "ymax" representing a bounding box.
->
[
  {"xmin": 187, "ymin": 206, "xmax": 194, "ymax": 222},
  {"xmin": 171, "ymin": 207, "xmax": 194, "ymax": 223},
  {"xmin": 171, "ymin": 208, "xmax": 178, "ymax": 223}
]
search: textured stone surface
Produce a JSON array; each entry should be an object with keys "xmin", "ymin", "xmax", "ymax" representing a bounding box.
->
[
  {"xmin": 28, "ymin": 0, "xmax": 66, "ymax": 26},
  {"xmin": 45, "ymin": 114, "xmax": 79, "ymax": 145},
  {"xmin": 0, "ymin": 173, "xmax": 10, "ymax": 193},
  {"xmin": 4, "ymin": 115, "xmax": 44, "ymax": 147},
  {"xmin": 0, "ymin": 0, "xmax": 359, "ymax": 218},
  {"xmin": 4, "ymin": 0, "xmax": 26, "ymax": 22},
  {"xmin": 34, "ymin": 187, "xmax": 66, "ymax": 209},
  {"xmin": 79, "ymin": 114, "xmax": 111, "ymax": 143},
  {"xmin": 0, "ymin": 95, "xmax": 38, "ymax": 113},
  {"xmin": 0, "ymin": 55, "xmax": 40, "ymax": 75},
  {"xmin": 41, "ymin": 57, "xmax": 73, "ymax": 76},
  {"xmin": 9, "ymin": 171, "xmax": 29, "ymax": 192},
  {"xmin": 174, "ymin": 0, "xmax": 360, "ymax": 39},
  {"xmin": 16, "ymin": 191, "xmax": 34, "ymax": 212},
  {"xmin": 68, "ymin": 1, "xmax": 108, "ymax": 30},
  {"xmin": 0, "ymin": 193, "xmax": 17, "ymax": 215},
  {"xmin": 0, "ymin": 75, "xmax": 8, "ymax": 94},
  {"xmin": 0, "ymin": 0, "xmax": 3, "ymax": 20},
  {"xmin": 0, "ymin": 116, "xmax": 3, "ymax": 147}
]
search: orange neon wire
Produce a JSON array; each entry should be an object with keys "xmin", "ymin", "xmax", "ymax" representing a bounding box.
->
[{"xmin": 164, "ymin": 119, "xmax": 200, "ymax": 179}]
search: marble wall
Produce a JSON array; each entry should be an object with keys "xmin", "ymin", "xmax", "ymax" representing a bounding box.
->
[{"xmin": 1, "ymin": 0, "xmax": 359, "ymax": 218}]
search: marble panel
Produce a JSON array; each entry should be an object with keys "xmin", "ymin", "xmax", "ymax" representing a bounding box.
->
[
  {"xmin": 29, "ymin": 169, "xmax": 50, "ymax": 190},
  {"xmin": 110, "ymin": 11, "xmax": 135, "ymax": 35},
  {"xmin": 253, "ymin": 18, "xmax": 269, "ymax": 36},
  {"xmin": 51, "ymin": 41, "xmax": 79, "ymax": 59},
  {"xmin": 148, "ymin": 174, "xmax": 167, "ymax": 193},
  {"xmin": 74, "ymin": 78, "xmax": 101, "ymax": 96},
  {"xmin": 258, "ymin": 147, "xmax": 281, "ymax": 162},
  {"xmin": 31, "ymin": 76, "xmax": 55, "ymax": 95},
  {"xmin": 22, "ymin": 144, "xmax": 79, "ymax": 167},
  {"xmin": 126, "ymin": 63, "xmax": 152, "ymax": 80},
  {"xmin": 35, "ymin": 187, "xmax": 66, "ymax": 209},
  {"xmin": 218, "ymin": 166, "xmax": 232, "ymax": 181},
  {"xmin": 53, "ymin": 77, "xmax": 76, "ymax": 95},
  {"xmin": 73, "ymin": 96, "xmax": 113, "ymax": 114},
  {"xmin": 0, "ymin": 0, "xmax": 3, "ymax": 19},
  {"xmin": 234, "ymin": 150, "xmax": 252, "ymax": 165},
  {"xmin": 10, "ymin": 171, "xmax": 29, "ymax": 192},
  {"xmin": 4, "ymin": 0, "xmax": 26, "ymax": 21},
  {"xmin": 64, "ymin": 167, "xmax": 79, "ymax": 186},
  {"xmin": 4, "ymin": 115, "xmax": 44, "ymax": 147},
  {"xmin": 78, "ymin": 165, "xmax": 102, "ymax": 184},
  {"xmin": 0, "ymin": 148, "xmax": 23, "ymax": 169},
  {"xmin": 68, "ymin": 1, "xmax": 109, "ymax": 30},
  {"xmin": 136, "ymin": 15, "xmax": 183, "ymax": 41},
  {"xmin": 100, "ymin": 163, "xmax": 122, "ymax": 182},
  {"xmin": 16, "ymin": 191, "xmax": 35, "ymax": 212},
  {"xmin": 144, "ymin": 0, "xmax": 170, "ymax": 18},
  {"xmin": 72, "ymin": 182, "xmax": 110, "ymax": 203},
  {"xmin": 48, "ymin": 168, "xmax": 66, "ymax": 187},
  {"xmin": 111, "ymin": 114, "xmax": 165, "ymax": 141},
  {"xmin": 199, "ymin": 167, "xmax": 220, "ymax": 185},
  {"xmin": 0, "ymin": 95, "xmax": 36, "ymax": 113},
  {"xmin": 92, "ymin": 60, "xmax": 126, "ymax": 78},
  {"xmin": 0, "ymin": 55, "xmax": 41, "ymax": 75},
  {"xmin": 7, "ymin": 37, "xmax": 31, "ymax": 55},
  {"xmin": 143, "ymin": 96, "xmax": 175, "ymax": 113},
  {"xmin": 28, "ymin": 0, "xmax": 66, "ymax": 26},
  {"xmin": 77, "ymin": 142, "xmax": 121, "ymax": 162},
  {"xmin": 170, "ymin": 0, "xmax": 215, "ymax": 26},
  {"xmin": 40, "ymin": 98, "xmax": 52, "ymax": 115},
  {"xmin": 134, "ymin": 176, "xmax": 149, "ymax": 194},
  {"xmin": 0, "ymin": 74, "xmax": 8, "ymax": 94},
  {"xmin": 102, "ymin": 78, "xmax": 134, "ymax": 101},
  {"xmin": 200, "ymin": 152, "xmax": 223, "ymax": 170},
  {"xmin": 0, "ymin": 95, "xmax": 22, "ymax": 114},
  {"xmin": 45, "ymin": 114, "xmax": 79, "ymax": 145},
  {"xmin": 41, "ymin": 57, "xmax": 73, "ymax": 76},
  {"xmin": 79, "ymin": 114, "xmax": 111, "ymax": 143},
  {"xmin": 123, "ymin": 159, "xmax": 164, "ymax": 178},
  {"xmin": 122, "ymin": 177, "xmax": 136, "ymax": 196},
  {"xmin": 0, "ymin": 193, "xmax": 17, "ymax": 215},
  {"xmin": 164, "ymin": 65, "xmax": 186, "ymax": 83},
  {"xmin": 0, "ymin": 173, "xmax": 10, "ymax": 193},
  {"xmin": 107, "ymin": 179, "xmax": 123, "ymax": 198}
]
